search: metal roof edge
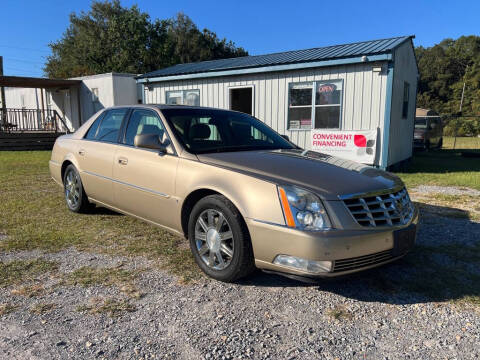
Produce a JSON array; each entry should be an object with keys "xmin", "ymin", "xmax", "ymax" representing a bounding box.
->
[{"xmin": 137, "ymin": 54, "xmax": 392, "ymax": 84}]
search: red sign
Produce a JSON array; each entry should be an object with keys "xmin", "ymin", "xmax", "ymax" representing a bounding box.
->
[{"xmin": 317, "ymin": 84, "xmax": 336, "ymax": 93}]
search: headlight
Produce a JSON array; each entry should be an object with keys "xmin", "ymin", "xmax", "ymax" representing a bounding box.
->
[{"xmin": 277, "ymin": 185, "xmax": 331, "ymax": 230}]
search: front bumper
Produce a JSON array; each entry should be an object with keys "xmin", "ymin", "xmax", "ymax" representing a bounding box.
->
[{"xmin": 247, "ymin": 206, "xmax": 419, "ymax": 278}]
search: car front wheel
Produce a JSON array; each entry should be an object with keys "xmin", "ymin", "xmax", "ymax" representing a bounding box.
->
[{"xmin": 188, "ymin": 195, "xmax": 255, "ymax": 282}]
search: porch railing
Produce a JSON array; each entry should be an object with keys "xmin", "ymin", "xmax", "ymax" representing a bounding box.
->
[{"xmin": 0, "ymin": 108, "xmax": 71, "ymax": 133}]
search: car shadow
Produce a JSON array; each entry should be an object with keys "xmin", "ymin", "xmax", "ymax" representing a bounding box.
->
[
  {"xmin": 239, "ymin": 202, "xmax": 480, "ymax": 306},
  {"xmin": 88, "ymin": 206, "xmax": 124, "ymax": 216},
  {"xmin": 403, "ymin": 149, "xmax": 480, "ymax": 174}
]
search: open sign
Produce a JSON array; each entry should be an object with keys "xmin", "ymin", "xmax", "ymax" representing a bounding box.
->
[{"xmin": 317, "ymin": 84, "xmax": 336, "ymax": 93}]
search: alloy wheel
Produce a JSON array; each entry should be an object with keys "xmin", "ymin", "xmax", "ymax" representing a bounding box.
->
[
  {"xmin": 65, "ymin": 170, "xmax": 80, "ymax": 209},
  {"xmin": 194, "ymin": 209, "xmax": 234, "ymax": 270}
]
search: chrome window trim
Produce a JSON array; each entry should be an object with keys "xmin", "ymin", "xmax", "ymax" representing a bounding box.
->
[{"xmin": 82, "ymin": 170, "xmax": 170, "ymax": 198}]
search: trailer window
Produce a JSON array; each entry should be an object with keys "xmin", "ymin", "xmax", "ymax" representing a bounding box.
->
[
  {"xmin": 288, "ymin": 80, "xmax": 343, "ymax": 130},
  {"xmin": 402, "ymin": 82, "xmax": 410, "ymax": 119},
  {"xmin": 166, "ymin": 89, "xmax": 200, "ymax": 106}
]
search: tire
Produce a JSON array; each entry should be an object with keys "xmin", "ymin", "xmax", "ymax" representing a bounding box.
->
[
  {"xmin": 425, "ymin": 140, "xmax": 430, "ymax": 151},
  {"xmin": 188, "ymin": 195, "xmax": 255, "ymax": 282},
  {"xmin": 63, "ymin": 164, "xmax": 93, "ymax": 213}
]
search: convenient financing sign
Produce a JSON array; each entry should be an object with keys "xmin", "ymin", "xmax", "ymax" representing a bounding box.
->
[{"xmin": 311, "ymin": 130, "xmax": 377, "ymax": 164}]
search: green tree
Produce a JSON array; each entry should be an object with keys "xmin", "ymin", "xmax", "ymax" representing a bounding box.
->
[
  {"xmin": 44, "ymin": 1, "xmax": 247, "ymax": 78},
  {"xmin": 416, "ymin": 36, "xmax": 480, "ymax": 116}
]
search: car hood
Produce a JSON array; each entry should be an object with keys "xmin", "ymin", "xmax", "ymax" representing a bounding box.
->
[{"xmin": 197, "ymin": 149, "xmax": 403, "ymax": 200}]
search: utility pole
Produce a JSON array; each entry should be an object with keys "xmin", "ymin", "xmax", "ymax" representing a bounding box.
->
[
  {"xmin": 0, "ymin": 56, "xmax": 6, "ymax": 130},
  {"xmin": 454, "ymin": 64, "xmax": 469, "ymax": 149},
  {"xmin": 459, "ymin": 64, "xmax": 468, "ymax": 113}
]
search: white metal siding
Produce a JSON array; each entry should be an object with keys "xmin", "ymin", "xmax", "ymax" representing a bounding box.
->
[
  {"xmin": 144, "ymin": 63, "xmax": 389, "ymax": 166},
  {"xmin": 388, "ymin": 41, "xmax": 419, "ymax": 166}
]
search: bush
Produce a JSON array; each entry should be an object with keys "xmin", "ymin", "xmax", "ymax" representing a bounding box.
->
[{"xmin": 443, "ymin": 118, "xmax": 480, "ymax": 137}]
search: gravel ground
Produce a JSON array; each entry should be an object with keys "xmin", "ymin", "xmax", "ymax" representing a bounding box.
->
[
  {"xmin": 412, "ymin": 185, "xmax": 480, "ymax": 197},
  {"xmin": 1, "ymin": 202, "xmax": 479, "ymax": 359}
]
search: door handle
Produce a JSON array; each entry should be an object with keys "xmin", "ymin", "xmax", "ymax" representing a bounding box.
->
[
  {"xmin": 118, "ymin": 157, "xmax": 128, "ymax": 165},
  {"xmin": 78, "ymin": 149, "xmax": 85, "ymax": 156}
]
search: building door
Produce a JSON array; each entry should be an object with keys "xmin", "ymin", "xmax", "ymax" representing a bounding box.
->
[{"xmin": 229, "ymin": 87, "xmax": 253, "ymax": 115}]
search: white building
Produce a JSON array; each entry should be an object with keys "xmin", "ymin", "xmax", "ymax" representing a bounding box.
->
[
  {"xmin": 137, "ymin": 36, "xmax": 419, "ymax": 169},
  {"xmin": 4, "ymin": 72, "xmax": 140, "ymax": 131}
]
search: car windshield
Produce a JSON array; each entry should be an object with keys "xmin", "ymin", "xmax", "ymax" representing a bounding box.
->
[
  {"xmin": 414, "ymin": 118, "xmax": 428, "ymax": 128},
  {"xmin": 160, "ymin": 108, "xmax": 296, "ymax": 154}
]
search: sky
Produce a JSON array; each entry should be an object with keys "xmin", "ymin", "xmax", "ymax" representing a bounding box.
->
[{"xmin": 0, "ymin": 0, "xmax": 479, "ymax": 78}]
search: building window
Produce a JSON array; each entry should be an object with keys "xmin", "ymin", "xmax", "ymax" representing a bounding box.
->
[
  {"xmin": 166, "ymin": 89, "xmax": 200, "ymax": 106},
  {"xmin": 402, "ymin": 82, "xmax": 410, "ymax": 119},
  {"xmin": 288, "ymin": 80, "xmax": 343, "ymax": 130},
  {"xmin": 91, "ymin": 88, "xmax": 99, "ymax": 102}
]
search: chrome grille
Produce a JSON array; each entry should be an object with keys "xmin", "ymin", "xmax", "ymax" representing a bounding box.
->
[
  {"xmin": 333, "ymin": 250, "xmax": 393, "ymax": 272},
  {"xmin": 342, "ymin": 187, "xmax": 414, "ymax": 227}
]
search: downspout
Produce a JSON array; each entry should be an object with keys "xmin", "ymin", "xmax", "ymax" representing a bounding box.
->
[
  {"xmin": 381, "ymin": 61, "xmax": 395, "ymax": 170},
  {"xmin": 141, "ymin": 84, "xmax": 146, "ymax": 104}
]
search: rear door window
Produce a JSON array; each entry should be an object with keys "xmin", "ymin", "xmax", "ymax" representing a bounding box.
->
[
  {"xmin": 85, "ymin": 112, "xmax": 107, "ymax": 140},
  {"xmin": 92, "ymin": 109, "xmax": 128, "ymax": 143}
]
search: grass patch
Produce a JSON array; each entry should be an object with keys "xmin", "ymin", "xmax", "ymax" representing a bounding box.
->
[
  {"xmin": 64, "ymin": 266, "xmax": 142, "ymax": 298},
  {"xmin": 77, "ymin": 297, "xmax": 136, "ymax": 317},
  {"xmin": 395, "ymin": 149, "xmax": 480, "ymax": 190},
  {"xmin": 0, "ymin": 151, "xmax": 200, "ymax": 282},
  {"xmin": 30, "ymin": 302, "xmax": 56, "ymax": 315},
  {"xmin": 326, "ymin": 306, "xmax": 351, "ymax": 321},
  {"xmin": 11, "ymin": 284, "xmax": 46, "ymax": 298},
  {"xmin": 411, "ymin": 194, "xmax": 480, "ymax": 221},
  {"xmin": 443, "ymin": 136, "xmax": 480, "ymax": 150},
  {"xmin": 0, "ymin": 259, "xmax": 58, "ymax": 287},
  {"xmin": 0, "ymin": 303, "xmax": 18, "ymax": 316},
  {"xmin": 65, "ymin": 266, "xmax": 138, "ymax": 287}
]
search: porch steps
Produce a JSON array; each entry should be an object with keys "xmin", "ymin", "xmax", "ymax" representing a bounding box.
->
[{"xmin": 0, "ymin": 132, "xmax": 64, "ymax": 151}]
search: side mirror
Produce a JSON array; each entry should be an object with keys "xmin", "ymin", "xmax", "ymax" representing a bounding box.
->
[
  {"xmin": 134, "ymin": 133, "xmax": 170, "ymax": 153},
  {"xmin": 281, "ymin": 134, "xmax": 290, "ymax": 142}
]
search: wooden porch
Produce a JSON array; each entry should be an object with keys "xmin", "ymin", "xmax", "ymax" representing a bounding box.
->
[
  {"xmin": 0, "ymin": 108, "xmax": 71, "ymax": 150},
  {"xmin": 0, "ymin": 75, "xmax": 81, "ymax": 150}
]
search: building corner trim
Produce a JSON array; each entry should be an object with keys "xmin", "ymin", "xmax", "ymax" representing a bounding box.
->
[{"xmin": 381, "ymin": 62, "xmax": 394, "ymax": 170}]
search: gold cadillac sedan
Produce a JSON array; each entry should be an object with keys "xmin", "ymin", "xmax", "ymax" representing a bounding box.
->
[{"xmin": 50, "ymin": 105, "xmax": 418, "ymax": 282}]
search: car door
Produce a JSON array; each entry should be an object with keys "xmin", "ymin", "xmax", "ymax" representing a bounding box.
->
[
  {"xmin": 112, "ymin": 108, "xmax": 179, "ymax": 229},
  {"xmin": 77, "ymin": 108, "xmax": 129, "ymax": 205}
]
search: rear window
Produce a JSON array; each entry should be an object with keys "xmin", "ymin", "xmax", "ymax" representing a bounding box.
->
[{"xmin": 414, "ymin": 118, "xmax": 427, "ymax": 128}]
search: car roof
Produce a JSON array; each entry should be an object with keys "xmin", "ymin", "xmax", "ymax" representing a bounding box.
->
[{"xmin": 105, "ymin": 104, "xmax": 232, "ymax": 112}]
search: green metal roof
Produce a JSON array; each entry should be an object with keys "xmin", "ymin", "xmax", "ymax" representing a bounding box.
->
[{"xmin": 138, "ymin": 35, "xmax": 413, "ymax": 80}]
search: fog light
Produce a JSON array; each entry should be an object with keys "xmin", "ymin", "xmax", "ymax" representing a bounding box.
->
[{"xmin": 273, "ymin": 255, "xmax": 333, "ymax": 274}]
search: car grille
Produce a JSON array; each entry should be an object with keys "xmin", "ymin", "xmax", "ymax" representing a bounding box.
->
[
  {"xmin": 342, "ymin": 187, "xmax": 414, "ymax": 227},
  {"xmin": 333, "ymin": 250, "xmax": 394, "ymax": 272}
]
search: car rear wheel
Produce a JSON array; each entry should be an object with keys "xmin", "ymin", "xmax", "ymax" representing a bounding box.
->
[
  {"xmin": 188, "ymin": 195, "xmax": 255, "ymax": 282},
  {"xmin": 63, "ymin": 164, "xmax": 92, "ymax": 213}
]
